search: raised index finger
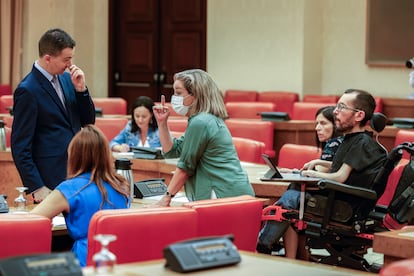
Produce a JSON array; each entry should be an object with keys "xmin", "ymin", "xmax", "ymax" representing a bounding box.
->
[{"xmin": 161, "ymin": 95, "xmax": 166, "ymax": 106}]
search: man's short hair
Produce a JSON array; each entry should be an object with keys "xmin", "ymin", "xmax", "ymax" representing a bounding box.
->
[
  {"xmin": 38, "ymin": 28, "xmax": 76, "ymax": 57},
  {"xmin": 344, "ymin": 88, "xmax": 376, "ymax": 126}
]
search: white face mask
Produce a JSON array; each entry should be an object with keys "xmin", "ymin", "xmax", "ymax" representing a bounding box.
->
[
  {"xmin": 171, "ymin": 95, "xmax": 190, "ymax": 116},
  {"xmin": 409, "ymin": 71, "xmax": 414, "ymax": 88}
]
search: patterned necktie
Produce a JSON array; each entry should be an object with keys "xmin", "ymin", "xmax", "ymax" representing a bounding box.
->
[{"xmin": 51, "ymin": 76, "xmax": 66, "ymax": 109}]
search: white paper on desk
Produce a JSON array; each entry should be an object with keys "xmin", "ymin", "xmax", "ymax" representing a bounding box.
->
[
  {"xmin": 112, "ymin": 152, "xmax": 134, "ymax": 159},
  {"xmin": 240, "ymin": 161, "xmax": 257, "ymax": 167},
  {"xmin": 144, "ymin": 194, "xmax": 189, "ymax": 203},
  {"xmin": 399, "ymin": 232, "xmax": 414, "ymax": 238},
  {"xmin": 52, "ymin": 216, "xmax": 66, "ymax": 226}
]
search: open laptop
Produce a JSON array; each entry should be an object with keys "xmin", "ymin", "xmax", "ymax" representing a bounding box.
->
[{"xmin": 260, "ymin": 154, "xmax": 320, "ymax": 182}]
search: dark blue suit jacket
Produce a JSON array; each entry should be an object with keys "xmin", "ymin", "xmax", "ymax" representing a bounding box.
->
[{"xmin": 11, "ymin": 65, "xmax": 96, "ymax": 193}]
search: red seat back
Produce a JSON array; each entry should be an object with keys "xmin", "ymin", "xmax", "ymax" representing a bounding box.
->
[
  {"xmin": 86, "ymin": 207, "xmax": 198, "ymax": 265},
  {"xmin": 225, "ymin": 102, "xmax": 277, "ymax": 119},
  {"xmin": 232, "ymin": 137, "xmax": 266, "ymax": 164},
  {"xmin": 0, "ymin": 214, "xmax": 52, "ymax": 258},
  {"xmin": 183, "ymin": 196, "xmax": 263, "ymax": 252},
  {"xmin": 377, "ymin": 160, "xmax": 409, "ymax": 206},
  {"xmin": 374, "ymin": 97, "xmax": 383, "ymax": 113},
  {"xmin": 93, "ymin": 97, "xmax": 127, "ymax": 115},
  {"xmin": 292, "ymin": 102, "xmax": 329, "ymax": 120},
  {"xmin": 277, "ymin": 143, "xmax": 321, "ymax": 169},
  {"xmin": 224, "ymin": 89, "xmax": 258, "ymax": 103},
  {"xmin": 0, "ymin": 95, "xmax": 13, "ymax": 114},
  {"xmin": 225, "ymin": 119, "xmax": 275, "ymax": 158},
  {"xmin": 95, "ymin": 117, "xmax": 129, "ymax": 141},
  {"xmin": 257, "ymin": 91, "xmax": 299, "ymax": 118},
  {"xmin": 167, "ymin": 119, "xmax": 188, "ymax": 132},
  {"xmin": 379, "ymin": 256, "xmax": 414, "ymax": 276},
  {"xmin": 0, "ymin": 85, "xmax": 12, "ymax": 97},
  {"xmin": 303, "ymin": 94, "xmax": 339, "ymax": 103}
]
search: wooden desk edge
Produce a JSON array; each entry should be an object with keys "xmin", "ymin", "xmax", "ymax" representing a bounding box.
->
[
  {"xmin": 82, "ymin": 251, "xmax": 375, "ymax": 275},
  {"xmin": 373, "ymin": 228, "xmax": 414, "ymax": 260}
]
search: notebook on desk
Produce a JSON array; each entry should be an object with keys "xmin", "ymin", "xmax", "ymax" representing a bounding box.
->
[{"xmin": 260, "ymin": 154, "xmax": 320, "ymax": 182}]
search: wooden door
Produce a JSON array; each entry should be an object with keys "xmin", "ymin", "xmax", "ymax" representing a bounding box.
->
[{"xmin": 108, "ymin": 0, "xmax": 206, "ymax": 109}]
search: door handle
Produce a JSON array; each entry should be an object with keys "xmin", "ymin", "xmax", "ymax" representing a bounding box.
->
[
  {"xmin": 159, "ymin": 72, "xmax": 165, "ymax": 83},
  {"xmin": 154, "ymin": 73, "xmax": 166, "ymax": 83}
]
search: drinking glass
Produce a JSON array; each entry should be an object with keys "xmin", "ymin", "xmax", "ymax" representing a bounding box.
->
[
  {"xmin": 14, "ymin": 187, "xmax": 28, "ymax": 212},
  {"xmin": 93, "ymin": 234, "xmax": 117, "ymax": 274}
]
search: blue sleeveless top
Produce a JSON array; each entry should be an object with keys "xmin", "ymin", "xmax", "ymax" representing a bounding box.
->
[{"xmin": 56, "ymin": 172, "xmax": 130, "ymax": 266}]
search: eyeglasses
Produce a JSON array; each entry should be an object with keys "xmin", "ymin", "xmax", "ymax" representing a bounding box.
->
[{"xmin": 335, "ymin": 102, "xmax": 361, "ymax": 113}]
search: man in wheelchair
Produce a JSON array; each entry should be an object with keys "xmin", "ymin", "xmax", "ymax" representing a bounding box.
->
[{"xmin": 258, "ymin": 89, "xmax": 400, "ymax": 271}]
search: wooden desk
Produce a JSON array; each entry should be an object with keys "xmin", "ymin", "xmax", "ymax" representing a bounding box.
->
[
  {"xmin": 0, "ymin": 149, "xmax": 287, "ymax": 207},
  {"xmin": 382, "ymin": 97, "xmax": 414, "ymax": 119},
  {"xmin": 0, "ymin": 150, "xmax": 24, "ymax": 206},
  {"xmin": 82, "ymin": 251, "xmax": 374, "ymax": 275},
  {"xmin": 127, "ymin": 157, "xmax": 289, "ymax": 204},
  {"xmin": 373, "ymin": 226, "xmax": 414, "ymax": 265}
]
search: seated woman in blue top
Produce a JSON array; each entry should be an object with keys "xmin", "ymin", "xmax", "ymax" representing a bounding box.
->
[
  {"xmin": 110, "ymin": 96, "xmax": 161, "ymax": 152},
  {"xmin": 153, "ymin": 69, "xmax": 255, "ymax": 206},
  {"xmin": 31, "ymin": 125, "xmax": 131, "ymax": 267}
]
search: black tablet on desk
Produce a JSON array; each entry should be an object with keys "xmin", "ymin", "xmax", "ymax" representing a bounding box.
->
[
  {"xmin": 260, "ymin": 112, "xmax": 290, "ymax": 122},
  {"xmin": 260, "ymin": 154, "xmax": 320, "ymax": 182}
]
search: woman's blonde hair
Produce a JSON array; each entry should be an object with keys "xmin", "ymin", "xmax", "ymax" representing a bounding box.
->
[
  {"xmin": 67, "ymin": 125, "xmax": 130, "ymax": 207},
  {"xmin": 174, "ymin": 69, "xmax": 228, "ymax": 119}
]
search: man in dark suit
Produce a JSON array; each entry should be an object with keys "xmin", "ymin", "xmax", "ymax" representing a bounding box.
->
[{"xmin": 11, "ymin": 28, "xmax": 96, "ymax": 203}]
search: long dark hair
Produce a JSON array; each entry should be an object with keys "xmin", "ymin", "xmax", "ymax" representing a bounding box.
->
[
  {"xmin": 67, "ymin": 125, "xmax": 130, "ymax": 208},
  {"xmin": 315, "ymin": 106, "xmax": 341, "ymax": 149},
  {"xmin": 130, "ymin": 96, "xmax": 158, "ymax": 133}
]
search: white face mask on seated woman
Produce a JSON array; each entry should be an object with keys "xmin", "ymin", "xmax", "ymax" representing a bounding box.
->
[{"xmin": 171, "ymin": 95, "xmax": 191, "ymax": 116}]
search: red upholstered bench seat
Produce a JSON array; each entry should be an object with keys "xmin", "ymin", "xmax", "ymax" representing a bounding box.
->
[{"xmin": 86, "ymin": 196, "xmax": 263, "ymax": 265}]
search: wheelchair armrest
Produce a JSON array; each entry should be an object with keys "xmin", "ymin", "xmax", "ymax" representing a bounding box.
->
[
  {"xmin": 317, "ymin": 179, "xmax": 377, "ymax": 200},
  {"xmin": 369, "ymin": 204, "xmax": 387, "ymax": 222},
  {"xmin": 374, "ymin": 204, "xmax": 388, "ymax": 213}
]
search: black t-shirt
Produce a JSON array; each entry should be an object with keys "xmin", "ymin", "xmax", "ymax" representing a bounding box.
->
[
  {"xmin": 329, "ymin": 131, "xmax": 387, "ymax": 218},
  {"xmin": 331, "ymin": 131, "xmax": 387, "ymax": 192}
]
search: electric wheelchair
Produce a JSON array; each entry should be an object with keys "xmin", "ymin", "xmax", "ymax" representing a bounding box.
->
[{"xmin": 262, "ymin": 115, "xmax": 414, "ymax": 272}]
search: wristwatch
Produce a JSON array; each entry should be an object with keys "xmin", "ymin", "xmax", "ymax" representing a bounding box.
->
[{"xmin": 165, "ymin": 191, "xmax": 175, "ymax": 198}]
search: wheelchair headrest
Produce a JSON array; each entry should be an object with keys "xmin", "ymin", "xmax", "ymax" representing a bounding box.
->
[{"xmin": 370, "ymin": 112, "xmax": 387, "ymax": 133}]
